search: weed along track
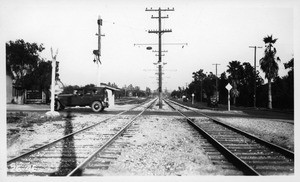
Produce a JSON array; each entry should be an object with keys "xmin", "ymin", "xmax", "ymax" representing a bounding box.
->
[
  {"xmin": 164, "ymin": 99, "xmax": 294, "ymax": 175},
  {"xmin": 7, "ymin": 99, "xmax": 156, "ymax": 176}
]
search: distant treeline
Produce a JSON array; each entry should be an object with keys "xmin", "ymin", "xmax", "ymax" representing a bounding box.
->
[
  {"xmin": 62, "ymin": 83, "xmax": 152, "ymax": 98},
  {"xmin": 171, "ymin": 59, "xmax": 293, "ymax": 109},
  {"xmin": 171, "ymin": 35, "xmax": 293, "ymax": 110}
]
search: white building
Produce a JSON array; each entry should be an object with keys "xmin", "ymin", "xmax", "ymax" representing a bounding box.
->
[{"xmin": 100, "ymin": 83, "xmax": 121, "ymax": 107}]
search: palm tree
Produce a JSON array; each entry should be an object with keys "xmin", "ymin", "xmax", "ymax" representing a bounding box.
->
[
  {"xmin": 192, "ymin": 69, "xmax": 207, "ymax": 102},
  {"xmin": 227, "ymin": 60, "xmax": 243, "ymax": 105},
  {"xmin": 259, "ymin": 35, "xmax": 280, "ymax": 109}
]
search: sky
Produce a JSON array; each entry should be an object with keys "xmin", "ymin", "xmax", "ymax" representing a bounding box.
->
[{"xmin": 1, "ymin": 0, "xmax": 298, "ymax": 92}]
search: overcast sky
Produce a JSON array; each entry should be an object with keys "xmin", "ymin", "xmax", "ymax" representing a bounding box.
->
[{"xmin": 1, "ymin": 0, "xmax": 297, "ymax": 91}]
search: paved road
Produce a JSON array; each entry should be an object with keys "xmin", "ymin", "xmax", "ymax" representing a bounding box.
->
[
  {"xmin": 6, "ymin": 103, "xmax": 293, "ymax": 122},
  {"xmin": 6, "ymin": 103, "xmax": 50, "ymax": 111}
]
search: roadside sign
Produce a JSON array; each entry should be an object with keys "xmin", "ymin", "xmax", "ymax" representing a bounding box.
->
[
  {"xmin": 226, "ymin": 83, "xmax": 232, "ymax": 111},
  {"xmin": 226, "ymin": 83, "xmax": 232, "ymax": 91}
]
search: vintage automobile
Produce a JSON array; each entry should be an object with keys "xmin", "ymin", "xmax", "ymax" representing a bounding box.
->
[{"xmin": 54, "ymin": 87, "xmax": 109, "ymax": 112}]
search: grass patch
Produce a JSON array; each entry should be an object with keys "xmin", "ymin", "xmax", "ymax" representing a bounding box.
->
[{"xmin": 7, "ymin": 112, "xmax": 64, "ymax": 126}]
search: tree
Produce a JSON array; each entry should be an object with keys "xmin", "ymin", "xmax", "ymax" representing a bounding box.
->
[
  {"xmin": 259, "ymin": 35, "xmax": 280, "ymax": 109},
  {"xmin": 192, "ymin": 69, "xmax": 207, "ymax": 102},
  {"xmin": 284, "ymin": 58, "xmax": 293, "ymax": 80},
  {"xmin": 23, "ymin": 61, "xmax": 52, "ymax": 90},
  {"xmin": 227, "ymin": 60, "xmax": 243, "ymax": 105},
  {"xmin": 83, "ymin": 84, "xmax": 97, "ymax": 92},
  {"xmin": 6, "ymin": 39, "xmax": 45, "ymax": 88},
  {"xmin": 236, "ymin": 62, "xmax": 263, "ymax": 106},
  {"xmin": 127, "ymin": 84, "xmax": 134, "ymax": 91},
  {"xmin": 282, "ymin": 57, "xmax": 294, "ymax": 108},
  {"xmin": 202, "ymin": 72, "xmax": 216, "ymax": 103},
  {"xmin": 6, "ymin": 39, "xmax": 46, "ymax": 103},
  {"xmin": 146, "ymin": 87, "xmax": 151, "ymax": 96},
  {"xmin": 62, "ymin": 85, "xmax": 80, "ymax": 94},
  {"xmin": 218, "ymin": 72, "xmax": 228, "ymax": 104}
]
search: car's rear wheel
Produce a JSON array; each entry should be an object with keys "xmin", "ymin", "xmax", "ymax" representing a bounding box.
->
[{"xmin": 91, "ymin": 101, "xmax": 103, "ymax": 112}]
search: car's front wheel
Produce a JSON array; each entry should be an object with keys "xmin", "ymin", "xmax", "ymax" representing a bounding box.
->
[{"xmin": 91, "ymin": 101, "xmax": 103, "ymax": 112}]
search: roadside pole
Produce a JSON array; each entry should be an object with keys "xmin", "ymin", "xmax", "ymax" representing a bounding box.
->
[
  {"xmin": 228, "ymin": 91, "xmax": 230, "ymax": 111},
  {"xmin": 226, "ymin": 83, "xmax": 232, "ymax": 111},
  {"xmin": 46, "ymin": 48, "xmax": 60, "ymax": 117},
  {"xmin": 192, "ymin": 93, "xmax": 194, "ymax": 105}
]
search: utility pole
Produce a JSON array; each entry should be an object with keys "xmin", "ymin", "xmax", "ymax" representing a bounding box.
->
[
  {"xmin": 200, "ymin": 78, "xmax": 203, "ymax": 103},
  {"xmin": 212, "ymin": 63, "xmax": 220, "ymax": 101},
  {"xmin": 146, "ymin": 7, "xmax": 174, "ymax": 109},
  {"xmin": 249, "ymin": 46, "xmax": 262, "ymax": 108}
]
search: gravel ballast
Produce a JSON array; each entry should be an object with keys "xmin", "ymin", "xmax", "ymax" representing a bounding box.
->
[
  {"xmin": 99, "ymin": 115, "xmax": 231, "ymax": 176},
  {"xmin": 6, "ymin": 101, "xmax": 294, "ymax": 176},
  {"xmin": 214, "ymin": 117, "xmax": 294, "ymax": 151}
]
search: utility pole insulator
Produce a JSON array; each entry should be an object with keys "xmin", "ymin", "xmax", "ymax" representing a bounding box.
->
[{"xmin": 148, "ymin": 29, "xmax": 172, "ymax": 33}]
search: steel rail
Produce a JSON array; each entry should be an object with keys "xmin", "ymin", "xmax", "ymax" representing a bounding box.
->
[
  {"xmin": 163, "ymin": 99, "xmax": 260, "ymax": 175},
  {"xmin": 7, "ymin": 98, "xmax": 153, "ymax": 164},
  {"xmin": 67, "ymin": 98, "xmax": 157, "ymax": 176},
  {"xmin": 166, "ymin": 99, "xmax": 294, "ymax": 159}
]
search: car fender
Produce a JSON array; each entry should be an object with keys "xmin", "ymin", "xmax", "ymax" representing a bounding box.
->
[{"xmin": 91, "ymin": 99, "xmax": 102, "ymax": 106}]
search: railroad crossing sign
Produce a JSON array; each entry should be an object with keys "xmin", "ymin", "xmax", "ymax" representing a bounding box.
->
[
  {"xmin": 46, "ymin": 48, "xmax": 60, "ymax": 117},
  {"xmin": 226, "ymin": 83, "xmax": 232, "ymax": 91}
]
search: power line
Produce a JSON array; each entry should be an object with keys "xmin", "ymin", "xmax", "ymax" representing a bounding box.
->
[
  {"xmin": 134, "ymin": 43, "xmax": 188, "ymax": 46},
  {"xmin": 103, "ymin": 19, "xmax": 148, "ymax": 32}
]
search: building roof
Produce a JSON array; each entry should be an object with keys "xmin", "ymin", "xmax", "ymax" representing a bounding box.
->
[{"xmin": 100, "ymin": 83, "xmax": 121, "ymax": 91}]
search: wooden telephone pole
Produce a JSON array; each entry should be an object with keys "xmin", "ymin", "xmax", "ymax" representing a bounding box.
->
[
  {"xmin": 146, "ymin": 7, "xmax": 174, "ymax": 109},
  {"xmin": 249, "ymin": 46, "xmax": 262, "ymax": 108},
  {"xmin": 212, "ymin": 63, "xmax": 220, "ymax": 101}
]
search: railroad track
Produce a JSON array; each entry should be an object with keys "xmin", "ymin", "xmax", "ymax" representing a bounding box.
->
[
  {"xmin": 164, "ymin": 98, "xmax": 294, "ymax": 175},
  {"xmin": 7, "ymin": 98, "xmax": 157, "ymax": 176}
]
